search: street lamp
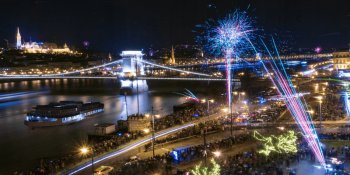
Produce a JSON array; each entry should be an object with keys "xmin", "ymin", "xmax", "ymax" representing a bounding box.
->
[
  {"xmin": 201, "ymin": 98, "xmax": 214, "ymax": 114},
  {"xmin": 143, "ymin": 128, "xmax": 150, "ymax": 134},
  {"xmin": 151, "ymin": 107, "xmax": 156, "ymax": 158},
  {"xmin": 232, "ymin": 91, "xmax": 245, "ymax": 103},
  {"xmin": 79, "ymin": 146, "xmax": 94, "ymax": 174},
  {"xmin": 80, "ymin": 147, "xmax": 89, "ymax": 155},
  {"xmin": 314, "ymin": 96, "xmax": 323, "ymax": 130},
  {"xmin": 239, "ymin": 92, "xmax": 245, "ymax": 102},
  {"xmin": 202, "ymin": 126, "xmax": 208, "ymax": 166},
  {"xmin": 221, "ymin": 107, "xmax": 228, "ymax": 113},
  {"xmin": 146, "ymin": 107, "xmax": 160, "ymax": 158},
  {"xmin": 124, "ymin": 92, "xmax": 128, "ymax": 118},
  {"xmin": 307, "ymin": 110, "xmax": 315, "ymax": 115},
  {"xmin": 212, "ymin": 150, "xmax": 221, "ymax": 158}
]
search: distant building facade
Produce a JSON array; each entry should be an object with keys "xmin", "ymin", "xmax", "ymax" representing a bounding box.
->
[
  {"xmin": 15, "ymin": 27, "xmax": 73, "ymax": 54},
  {"xmin": 333, "ymin": 51, "xmax": 350, "ymax": 70},
  {"xmin": 163, "ymin": 46, "xmax": 176, "ymax": 64},
  {"xmin": 127, "ymin": 115, "xmax": 150, "ymax": 132},
  {"xmin": 94, "ymin": 123, "xmax": 116, "ymax": 135}
]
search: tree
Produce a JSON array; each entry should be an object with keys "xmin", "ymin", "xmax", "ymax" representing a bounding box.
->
[{"xmin": 191, "ymin": 159, "xmax": 220, "ymax": 175}]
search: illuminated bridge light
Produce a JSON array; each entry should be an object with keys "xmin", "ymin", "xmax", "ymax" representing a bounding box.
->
[
  {"xmin": 135, "ymin": 59, "xmax": 211, "ymax": 77},
  {"xmin": 0, "ymin": 57, "xmax": 211, "ymax": 78}
]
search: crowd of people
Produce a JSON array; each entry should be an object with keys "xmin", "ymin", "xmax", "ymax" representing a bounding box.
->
[
  {"xmin": 220, "ymin": 142, "xmax": 316, "ymax": 175},
  {"xmin": 13, "ymin": 130, "xmax": 146, "ymax": 175},
  {"xmin": 152, "ymin": 102, "xmax": 223, "ymax": 131},
  {"xmin": 145, "ymin": 120, "xmax": 223, "ymax": 151},
  {"xmin": 316, "ymin": 94, "xmax": 345, "ymax": 121},
  {"xmin": 249, "ymin": 101, "xmax": 286, "ymax": 123},
  {"xmin": 113, "ymin": 133, "xmax": 253, "ymax": 175},
  {"xmin": 320, "ymin": 132, "xmax": 350, "ymax": 140},
  {"xmin": 320, "ymin": 132, "xmax": 350, "ymax": 159},
  {"xmin": 114, "ymin": 131, "xmax": 350, "ymax": 175}
]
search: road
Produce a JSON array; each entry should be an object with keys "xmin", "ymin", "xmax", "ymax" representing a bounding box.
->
[{"xmin": 64, "ymin": 112, "xmax": 224, "ymax": 174}]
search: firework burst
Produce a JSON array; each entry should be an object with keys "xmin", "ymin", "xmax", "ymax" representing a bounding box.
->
[
  {"xmin": 199, "ymin": 10, "xmax": 255, "ymax": 113},
  {"xmin": 174, "ymin": 89, "xmax": 199, "ymax": 102},
  {"xmin": 207, "ymin": 12, "xmax": 253, "ymax": 57}
]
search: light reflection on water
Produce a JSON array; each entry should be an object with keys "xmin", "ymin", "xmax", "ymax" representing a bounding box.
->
[{"xmin": 0, "ymin": 79, "xmax": 187, "ymax": 173}]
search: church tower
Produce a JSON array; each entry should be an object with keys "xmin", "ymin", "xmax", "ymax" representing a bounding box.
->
[
  {"xmin": 108, "ymin": 53, "xmax": 112, "ymax": 62},
  {"xmin": 170, "ymin": 46, "xmax": 176, "ymax": 64},
  {"xmin": 16, "ymin": 27, "xmax": 21, "ymax": 49}
]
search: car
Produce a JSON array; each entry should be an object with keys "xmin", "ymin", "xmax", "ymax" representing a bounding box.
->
[
  {"xmin": 125, "ymin": 155, "xmax": 140, "ymax": 165},
  {"xmin": 94, "ymin": 165, "xmax": 114, "ymax": 175}
]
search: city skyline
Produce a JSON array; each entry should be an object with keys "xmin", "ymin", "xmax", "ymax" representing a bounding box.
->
[
  {"xmin": 1, "ymin": 1, "xmax": 350, "ymax": 174},
  {"xmin": 0, "ymin": 0, "xmax": 349, "ymax": 52}
]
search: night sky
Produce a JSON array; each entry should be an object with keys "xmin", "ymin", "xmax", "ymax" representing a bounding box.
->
[{"xmin": 0, "ymin": 0, "xmax": 349, "ymax": 53}]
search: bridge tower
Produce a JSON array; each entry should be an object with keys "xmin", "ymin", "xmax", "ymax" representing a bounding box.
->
[
  {"xmin": 170, "ymin": 46, "xmax": 176, "ymax": 64},
  {"xmin": 120, "ymin": 51, "xmax": 148, "ymax": 94},
  {"xmin": 121, "ymin": 51, "xmax": 145, "ymax": 77},
  {"xmin": 16, "ymin": 27, "xmax": 21, "ymax": 49}
]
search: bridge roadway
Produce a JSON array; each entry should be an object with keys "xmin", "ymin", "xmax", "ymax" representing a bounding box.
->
[{"xmin": 0, "ymin": 76, "xmax": 240, "ymax": 81}]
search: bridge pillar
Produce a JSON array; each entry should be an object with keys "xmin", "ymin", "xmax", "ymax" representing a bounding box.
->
[{"xmin": 120, "ymin": 51, "xmax": 148, "ymax": 94}]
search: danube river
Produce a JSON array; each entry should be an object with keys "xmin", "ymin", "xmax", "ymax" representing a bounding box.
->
[{"xmin": 0, "ymin": 79, "xmax": 222, "ymax": 174}]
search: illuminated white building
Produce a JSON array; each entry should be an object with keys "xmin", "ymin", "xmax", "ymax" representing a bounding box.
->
[
  {"xmin": 333, "ymin": 52, "xmax": 350, "ymax": 70},
  {"xmin": 21, "ymin": 42, "xmax": 72, "ymax": 54},
  {"xmin": 15, "ymin": 28, "xmax": 73, "ymax": 54}
]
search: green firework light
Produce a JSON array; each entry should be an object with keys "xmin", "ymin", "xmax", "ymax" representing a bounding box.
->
[
  {"xmin": 191, "ymin": 159, "xmax": 221, "ymax": 175},
  {"xmin": 317, "ymin": 78, "xmax": 350, "ymax": 88},
  {"xmin": 253, "ymin": 130, "xmax": 298, "ymax": 156}
]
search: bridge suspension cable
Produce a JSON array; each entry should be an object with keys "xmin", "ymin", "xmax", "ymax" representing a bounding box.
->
[
  {"xmin": 0, "ymin": 59, "xmax": 123, "ymax": 77},
  {"xmin": 0, "ymin": 58, "xmax": 212, "ymax": 78},
  {"xmin": 135, "ymin": 59, "xmax": 211, "ymax": 77}
]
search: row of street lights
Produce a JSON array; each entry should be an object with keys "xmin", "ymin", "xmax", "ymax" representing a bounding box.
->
[
  {"xmin": 233, "ymin": 91, "xmax": 245, "ymax": 102},
  {"xmin": 144, "ymin": 107, "xmax": 161, "ymax": 158},
  {"xmin": 230, "ymin": 91, "xmax": 246, "ymax": 136},
  {"xmin": 306, "ymin": 95, "xmax": 323, "ymax": 130},
  {"xmin": 315, "ymin": 96, "xmax": 323, "ymax": 130}
]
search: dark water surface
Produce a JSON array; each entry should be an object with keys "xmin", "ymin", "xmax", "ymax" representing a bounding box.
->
[{"xmin": 0, "ymin": 79, "xmax": 222, "ymax": 174}]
